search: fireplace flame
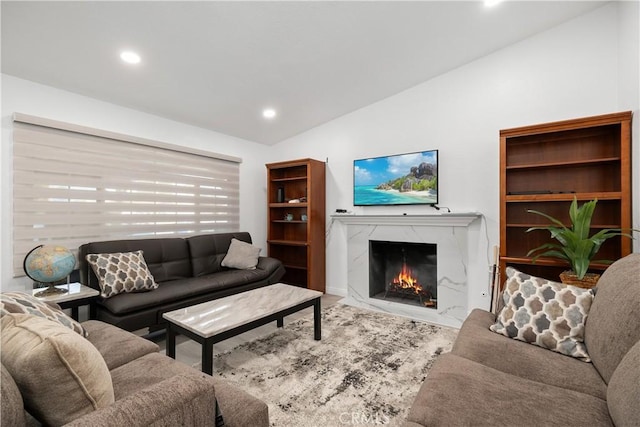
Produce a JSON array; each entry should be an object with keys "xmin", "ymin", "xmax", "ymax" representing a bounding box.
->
[
  {"xmin": 387, "ymin": 262, "xmax": 436, "ymax": 308},
  {"xmin": 392, "ymin": 263, "xmax": 423, "ymax": 294}
]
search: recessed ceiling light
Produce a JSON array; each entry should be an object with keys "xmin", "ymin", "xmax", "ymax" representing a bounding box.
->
[
  {"xmin": 262, "ymin": 108, "xmax": 277, "ymax": 119},
  {"xmin": 120, "ymin": 51, "xmax": 141, "ymax": 64},
  {"xmin": 484, "ymin": 0, "xmax": 504, "ymax": 6}
]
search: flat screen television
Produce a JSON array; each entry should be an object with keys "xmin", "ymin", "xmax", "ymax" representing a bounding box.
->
[{"xmin": 353, "ymin": 150, "xmax": 438, "ymax": 206}]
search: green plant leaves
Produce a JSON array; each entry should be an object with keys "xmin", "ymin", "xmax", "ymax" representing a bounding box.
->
[
  {"xmin": 525, "ymin": 197, "xmax": 633, "ymax": 280},
  {"xmin": 569, "ymin": 198, "xmax": 596, "ymax": 240}
]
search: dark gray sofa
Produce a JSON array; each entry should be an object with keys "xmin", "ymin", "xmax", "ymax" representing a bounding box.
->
[
  {"xmin": 405, "ymin": 253, "xmax": 640, "ymax": 427},
  {"xmin": 79, "ymin": 232, "xmax": 285, "ymax": 332}
]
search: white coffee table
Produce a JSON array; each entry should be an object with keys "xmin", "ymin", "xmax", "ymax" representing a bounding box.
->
[{"xmin": 163, "ymin": 283, "xmax": 322, "ymax": 375}]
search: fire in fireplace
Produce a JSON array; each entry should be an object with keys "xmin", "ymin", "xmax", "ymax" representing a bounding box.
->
[
  {"xmin": 369, "ymin": 240, "xmax": 437, "ymax": 309},
  {"xmin": 387, "ymin": 262, "xmax": 435, "ymax": 307}
]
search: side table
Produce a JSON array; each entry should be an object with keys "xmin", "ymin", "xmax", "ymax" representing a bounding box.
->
[{"xmin": 32, "ymin": 282, "xmax": 99, "ymax": 321}]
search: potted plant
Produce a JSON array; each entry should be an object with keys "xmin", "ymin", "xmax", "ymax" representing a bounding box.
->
[{"xmin": 526, "ymin": 197, "xmax": 634, "ymax": 287}]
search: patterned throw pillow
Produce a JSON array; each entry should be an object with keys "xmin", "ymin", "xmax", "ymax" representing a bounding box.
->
[
  {"xmin": 85, "ymin": 250, "xmax": 158, "ymax": 298},
  {"xmin": 0, "ymin": 292, "xmax": 87, "ymax": 337},
  {"xmin": 490, "ymin": 267, "xmax": 594, "ymax": 362},
  {"xmin": 221, "ymin": 238, "xmax": 261, "ymax": 270}
]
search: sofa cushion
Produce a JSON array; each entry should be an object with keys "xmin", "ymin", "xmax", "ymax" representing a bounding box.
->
[
  {"xmin": 187, "ymin": 232, "xmax": 253, "ymax": 277},
  {"xmin": 80, "ymin": 238, "xmax": 192, "ymax": 285},
  {"xmin": 99, "ymin": 268, "xmax": 271, "ymax": 315},
  {"xmin": 256, "ymin": 256, "xmax": 286, "ymax": 277},
  {"xmin": 211, "ymin": 375, "xmax": 270, "ymax": 427},
  {"xmin": 64, "ymin": 372, "xmax": 220, "ymax": 427},
  {"xmin": 110, "ymin": 352, "xmax": 269, "ymax": 427},
  {"xmin": 607, "ymin": 339, "xmax": 640, "ymax": 426},
  {"xmin": 221, "ymin": 238, "xmax": 261, "ymax": 270},
  {"xmin": 1, "ymin": 314, "xmax": 114, "ymax": 425},
  {"xmin": 110, "ymin": 352, "xmax": 211, "ymax": 400},
  {"xmin": 490, "ymin": 267, "xmax": 593, "ymax": 361},
  {"xmin": 82, "ymin": 320, "xmax": 159, "ymax": 370},
  {"xmin": 584, "ymin": 253, "xmax": 640, "ymax": 383},
  {"xmin": 1, "ymin": 363, "xmax": 26, "ymax": 427},
  {"xmin": 405, "ymin": 353, "xmax": 613, "ymax": 427},
  {"xmin": 453, "ymin": 309, "xmax": 607, "ymax": 400},
  {"xmin": 86, "ymin": 250, "xmax": 158, "ymax": 298},
  {"xmin": 1, "ymin": 291, "xmax": 87, "ymax": 336}
]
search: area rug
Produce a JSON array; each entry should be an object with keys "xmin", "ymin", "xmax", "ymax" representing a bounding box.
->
[{"xmin": 207, "ymin": 304, "xmax": 458, "ymax": 427}]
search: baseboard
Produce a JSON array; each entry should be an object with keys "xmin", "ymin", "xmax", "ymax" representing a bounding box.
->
[{"xmin": 325, "ymin": 284, "xmax": 347, "ymax": 297}]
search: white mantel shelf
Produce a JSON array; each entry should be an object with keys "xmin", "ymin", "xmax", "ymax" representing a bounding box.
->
[{"xmin": 331, "ymin": 212, "xmax": 481, "ymax": 227}]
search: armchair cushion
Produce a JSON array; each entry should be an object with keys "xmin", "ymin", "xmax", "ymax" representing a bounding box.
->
[{"xmin": 0, "ymin": 314, "xmax": 114, "ymax": 425}]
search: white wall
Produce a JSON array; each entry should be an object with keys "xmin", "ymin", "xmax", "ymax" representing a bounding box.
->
[
  {"xmin": 618, "ymin": 0, "xmax": 640, "ymax": 250},
  {"xmin": 269, "ymin": 3, "xmax": 639, "ymax": 308},
  {"xmin": 1, "ymin": 74, "xmax": 271, "ymax": 291}
]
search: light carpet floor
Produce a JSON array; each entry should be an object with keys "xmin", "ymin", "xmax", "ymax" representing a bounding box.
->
[{"xmin": 203, "ymin": 304, "xmax": 458, "ymax": 427}]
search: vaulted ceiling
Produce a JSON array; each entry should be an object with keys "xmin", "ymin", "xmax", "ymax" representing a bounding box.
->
[{"xmin": 2, "ymin": 1, "xmax": 607, "ymax": 144}]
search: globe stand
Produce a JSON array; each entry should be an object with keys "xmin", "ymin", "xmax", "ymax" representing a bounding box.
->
[
  {"xmin": 24, "ymin": 245, "xmax": 75, "ymax": 299},
  {"xmin": 34, "ymin": 283, "xmax": 68, "ymax": 298}
]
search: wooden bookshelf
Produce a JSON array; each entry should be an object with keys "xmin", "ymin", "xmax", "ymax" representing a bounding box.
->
[
  {"xmin": 499, "ymin": 111, "xmax": 632, "ymax": 285},
  {"xmin": 266, "ymin": 159, "xmax": 326, "ymax": 292}
]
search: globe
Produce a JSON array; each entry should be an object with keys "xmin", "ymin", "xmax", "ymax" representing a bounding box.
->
[{"xmin": 24, "ymin": 245, "xmax": 76, "ymax": 296}]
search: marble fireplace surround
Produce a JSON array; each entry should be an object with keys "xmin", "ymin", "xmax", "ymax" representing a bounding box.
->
[{"xmin": 333, "ymin": 213, "xmax": 481, "ymax": 328}]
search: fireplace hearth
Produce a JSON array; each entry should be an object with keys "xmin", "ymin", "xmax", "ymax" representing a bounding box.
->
[{"xmin": 369, "ymin": 240, "xmax": 437, "ymax": 309}]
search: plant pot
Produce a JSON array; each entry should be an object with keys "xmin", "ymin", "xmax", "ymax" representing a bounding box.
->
[{"xmin": 559, "ymin": 271, "xmax": 600, "ymax": 289}]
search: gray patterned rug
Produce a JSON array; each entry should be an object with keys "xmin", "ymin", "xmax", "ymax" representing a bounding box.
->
[{"xmin": 208, "ymin": 304, "xmax": 458, "ymax": 427}]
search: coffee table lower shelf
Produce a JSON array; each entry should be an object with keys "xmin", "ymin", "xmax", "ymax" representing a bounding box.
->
[{"xmin": 165, "ymin": 295, "xmax": 321, "ymax": 375}]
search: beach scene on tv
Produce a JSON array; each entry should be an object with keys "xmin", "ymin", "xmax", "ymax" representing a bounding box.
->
[{"xmin": 354, "ymin": 150, "xmax": 438, "ymax": 206}]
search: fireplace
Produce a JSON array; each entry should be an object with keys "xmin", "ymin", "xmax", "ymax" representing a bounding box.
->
[
  {"xmin": 334, "ymin": 212, "xmax": 480, "ymax": 328},
  {"xmin": 369, "ymin": 240, "xmax": 437, "ymax": 309}
]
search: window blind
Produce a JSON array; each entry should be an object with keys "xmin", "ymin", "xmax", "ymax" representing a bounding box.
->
[{"xmin": 12, "ymin": 115, "xmax": 240, "ymax": 277}]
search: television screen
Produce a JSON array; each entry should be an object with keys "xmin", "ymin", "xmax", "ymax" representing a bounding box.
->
[{"xmin": 354, "ymin": 150, "xmax": 438, "ymax": 206}]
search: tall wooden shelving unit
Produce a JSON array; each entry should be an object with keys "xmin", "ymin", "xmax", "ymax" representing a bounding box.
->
[
  {"xmin": 266, "ymin": 159, "xmax": 326, "ymax": 292},
  {"xmin": 500, "ymin": 111, "xmax": 632, "ymax": 285}
]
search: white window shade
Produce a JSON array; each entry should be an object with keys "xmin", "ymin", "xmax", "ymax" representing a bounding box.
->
[{"xmin": 12, "ymin": 115, "xmax": 240, "ymax": 277}]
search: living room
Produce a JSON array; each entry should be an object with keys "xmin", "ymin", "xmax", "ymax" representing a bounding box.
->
[
  {"xmin": 1, "ymin": 1, "xmax": 639, "ymax": 426},
  {"xmin": 2, "ymin": 1, "xmax": 639, "ymax": 299}
]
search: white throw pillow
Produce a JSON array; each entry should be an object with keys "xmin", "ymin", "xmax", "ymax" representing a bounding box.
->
[{"xmin": 221, "ymin": 238, "xmax": 261, "ymax": 270}]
